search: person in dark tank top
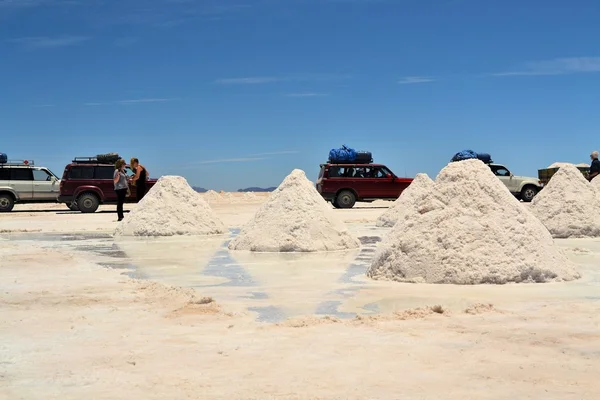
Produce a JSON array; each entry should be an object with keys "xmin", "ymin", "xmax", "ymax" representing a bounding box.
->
[{"xmin": 130, "ymin": 157, "xmax": 149, "ymax": 202}]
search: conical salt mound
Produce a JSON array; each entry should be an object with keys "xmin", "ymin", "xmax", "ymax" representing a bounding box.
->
[
  {"xmin": 529, "ymin": 164, "xmax": 600, "ymax": 238},
  {"xmin": 591, "ymin": 176, "xmax": 600, "ymax": 192},
  {"xmin": 367, "ymin": 159, "xmax": 579, "ymax": 284},
  {"xmin": 228, "ymin": 169, "xmax": 360, "ymax": 252},
  {"xmin": 114, "ymin": 176, "xmax": 227, "ymax": 237},
  {"xmin": 376, "ymin": 173, "xmax": 434, "ymax": 227}
]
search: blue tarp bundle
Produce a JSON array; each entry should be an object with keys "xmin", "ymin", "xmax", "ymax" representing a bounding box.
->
[
  {"xmin": 329, "ymin": 145, "xmax": 358, "ymax": 163},
  {"xmin": 451, "ymin": 150, "xmax": 493, "ymax": 164},
  {"xmin": 0, "ymin": 153, "xmax": 7, "ymax": 164}
]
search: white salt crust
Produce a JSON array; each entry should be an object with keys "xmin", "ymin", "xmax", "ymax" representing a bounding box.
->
[
  {"xmin": 228, "ymin": 169, "xmax": 360, "ymax": 252},
  {"xmin": 376, "ymin": 173, "xmax": 434, "ymax": 227},
  {"xmin": 367, "ymin": 159, "xmax": 579, "ymax": 284},
  {"xmin": 114, "ymin": 176, "xmax": 227, "ymax": 237},
  {"xmin": 530, "ymin": 164, "xmax": 600, "ymax": 238}
]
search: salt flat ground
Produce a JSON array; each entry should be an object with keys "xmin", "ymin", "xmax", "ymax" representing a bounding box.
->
[{"xmin": 1, "ymin": 197, "xmax": 599, "ymax": 399}]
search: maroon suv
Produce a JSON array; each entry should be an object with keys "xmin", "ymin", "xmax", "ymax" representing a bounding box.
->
[
  {"xmin": 316, "ymin": 163, "xmax": 413, "ymax": 208},
  {"xmin": 58, "ymin": 157, "xmax": 157, "ymax": 213}
]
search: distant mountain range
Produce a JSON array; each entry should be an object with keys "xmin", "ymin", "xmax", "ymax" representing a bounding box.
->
[
  {"xmin": 237, "ymin": 187, "xmax": 277, "ymax": 192},
  {"xmin": 192, "ymin": 186, "xmax": 276, "ymax": 193}
]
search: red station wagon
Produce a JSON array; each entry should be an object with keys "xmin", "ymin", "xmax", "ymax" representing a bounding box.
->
[
  {"xmin": 316, "ymin": 163, "xmax": 413, "ymax": 209},
  {"xmin": 58, "ymin": 157, "xmax": 157, "ymax": 213}
]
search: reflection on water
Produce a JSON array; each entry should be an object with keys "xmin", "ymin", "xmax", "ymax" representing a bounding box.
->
[{"xmin": 5, "ymin": 230, "xmax": 600, "ymax": 323}]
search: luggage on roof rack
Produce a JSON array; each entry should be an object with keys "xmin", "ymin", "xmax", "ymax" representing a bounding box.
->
[
  {"xmin": 96, "ymin": 153, "xmax": 120, "ymax": 163},
  {"xmin": 0, "ymin": 153, "xmax": 7, "ymax": 164}
]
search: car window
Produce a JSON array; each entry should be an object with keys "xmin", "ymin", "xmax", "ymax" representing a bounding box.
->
[
  {"xmin": 318, "ymin": 166, "xmax": 325, "ymax": 180},
  {"xmin": 0, "ymin": 168, "xmax": 9, "ymax": 180},
  {"xmin": 69, "ymin": 166, "xmax": 94, "ymax": 179},
  {"xmin": 95, "ymin": 166, "xmax": 115, "ymax": 180},
  {"xmin": 10, "ymin": 168, "xmax": 33, "ymax": 181},
  {"xmin": 33, "ymin": 169, "xmax": 52, "ymax": 181},
  {"xmin": 493, "ymin": 167, "xmax": 510, "ymax": 177},
  {"xmin": 125, "ymin": 167, "xmax": 135, "ymax": 177},
  {"xmin": 328, "ymin": 166, "xmax": 342, "ymax": 177}
]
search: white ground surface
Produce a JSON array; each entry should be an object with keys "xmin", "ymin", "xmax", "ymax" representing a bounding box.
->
[{"xmin": 1, "ymin": 198, "xmax": 600, "ymax": 399}]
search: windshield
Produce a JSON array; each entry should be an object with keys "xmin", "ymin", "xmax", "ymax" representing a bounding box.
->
[{"xmin": 46, "ymin": 168, "xmax": 60, "ymax": 179}]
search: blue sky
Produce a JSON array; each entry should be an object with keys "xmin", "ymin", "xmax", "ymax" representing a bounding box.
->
[{"xmin": 2, "ymin": 0, "xmax": 600, "ymax": 190}]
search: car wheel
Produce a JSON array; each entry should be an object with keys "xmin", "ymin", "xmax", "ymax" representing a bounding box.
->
[
  {"xmin": 331, "ymin": 198, "xmax": 341, "ymax": 209},
  {"xmin": 67, "ymin": 202, "xmax": 79, "ymax": 211},
  {"xmin": 520, "ymin": 186, "xmax": 538, "ymax": 202},
  {"xmin": 77, "ymin": 193, "xmax": 100, "ymax": 213},
  {"xmin": 0, "ymin": 194, "xmax": 15, "ymax": 212},
  {"xmin": 336, "ymin": 190, "xmax": 356, "ymax": 209}
]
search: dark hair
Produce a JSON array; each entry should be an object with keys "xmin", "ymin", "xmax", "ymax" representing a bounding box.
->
[
  {"xmin": 130, "ymin": 157, "xmax": 139, "ymax": 165},
  {"xmin": 115, "ymin": 159, "xmax": 125, "ymax": 169}
]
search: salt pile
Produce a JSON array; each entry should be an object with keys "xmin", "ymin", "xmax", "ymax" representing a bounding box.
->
[
  {"xmin": 229, "ymin": 169, "xmax": 360, "ymax": 252},
  {"xmin": 203, "ymin": 190, "xmax": 222, "ymax": 203},
  {"xmin": 547, "ymin": 162, "xmax": 589, "ymax": 168},
  {"xmin": 115, "ymin": 176, "xmax": 227, "ymax": 237},
  {"xmin": 591, "ymin": 177, "xmax": 600, "ymax": 191},
  {"xmin": 529, "ymin": 164, "xmax": 600, "ymax": 238},
  {"xmin": 243, "ymin": 192, "xmax": 258, "ymax": 200},
  {"xmin": 376, "ymin": 173, "xmax": 434, "ymax": 227},
  {"xmin": 367, "ymin": 159, "xmax": 579, "ymax": 284}
]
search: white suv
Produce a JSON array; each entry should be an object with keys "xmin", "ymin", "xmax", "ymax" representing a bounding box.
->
[
  {"xmin": 0, "ymin": 160, "xmax": 61, "ymax": 212},
  {"xmin": 488, "ymin": 164, "xmax": 542, "ymax": 202}
]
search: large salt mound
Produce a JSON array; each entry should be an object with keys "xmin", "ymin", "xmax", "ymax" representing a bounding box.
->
[
  {"xmin": 592, "ymin": 177, "xmax": 600, "ymax": 191},
  {"xmin": 529, "ymin": 164, "xmax": 600, "ymax": 238},
  {"xmin": 228, "ymin": 169, "xmax": 360, "ymax": 252},
  {"xmin": 114, "ymin": 176, "xmax": 227, "ymax": 237},
  {"xmin": 376, "ymin": 173, "xmax": 434, "ymax": 227},
  {"xmin": 547, "ymin": 162, "xmax": 589, "ymax": 169},
  {"xmin": 367, "ymin": 159, "xmax": 579, "ymax": 284}
]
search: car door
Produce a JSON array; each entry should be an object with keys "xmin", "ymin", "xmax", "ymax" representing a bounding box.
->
[
  {"xmin": 9, "ymin": 167, "xmax": 33, "ymax": 200},
  {"xmin": 95, "ymin": 166, "xmax": 117, "ymax": 202},
  {"xmin": 32, "ymin": 168, "xmax": 59, "ymax": 200},
  {"xmin": 375, "ymin": 167, "xmax": 397, "ymax": 198}
]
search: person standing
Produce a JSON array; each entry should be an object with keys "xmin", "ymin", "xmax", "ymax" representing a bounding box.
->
[
  {"xmin": 589, "ymin": 151, "xmax": 600, "ymax": 181},
  {"xmin": 113, "ymin": 159, "xmax": 129, "ymax": 221},
  {"xmin": 130, "ymin": 157, "xmax": 149, "ymax": 201}
]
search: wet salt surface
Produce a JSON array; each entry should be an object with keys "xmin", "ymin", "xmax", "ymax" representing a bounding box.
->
[{"xmin": 3, "ymin": 229, "xmax": 600, "ymax": 323}]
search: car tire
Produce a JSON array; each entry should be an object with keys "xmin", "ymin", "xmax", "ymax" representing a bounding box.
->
[
  {"xmin": 336, "ymin": 190, "xmax": 356, "ymax": 209},
  {"xmin": 0, "ymin": 194, "xmax": 15, "ymax": 212},
  {"xmin": 77, "ymin": 193, "xmax": 100, "ymax": 213},
  {"xmin": 331, "ymin": 198, "xmax": 341, "ymax": 209},
  {"xmin": 67, "ymin": 202, "xmax": 79, "ymax": 211},
  {"xmin": 520, "ymin": 185, "xmax": 538, "ymax": 202}
]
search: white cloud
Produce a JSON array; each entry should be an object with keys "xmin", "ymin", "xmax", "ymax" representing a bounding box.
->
[
  {"xmin": 248, "ymin": 150, "xmax": 299, "ymax": 156},
  {"xmin": 214, "ymin": 77, "xmax": 283, "ymax": 85},
  {"xmin": 397, "ymin": 76, "xmax": 435, "ymax": 84},
  {"xmin": 214, "ymin": 73, "xmax": 352, "ymax": 85},
  {"xmin": 117, "ymin": 98, "xmax": 178, "ymax": 104},
  {"xmin": 7, "ymin": 35, "xmax": 89, "ymax": 48},
  {"xmin": 284, "ymin": 93, "xmax": 329, "ymax": 97},
  {"xmin": 493, "ymin": 57, "xmax": 600, "ymax": 77}
]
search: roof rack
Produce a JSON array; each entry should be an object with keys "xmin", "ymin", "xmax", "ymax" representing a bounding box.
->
[
  {"xmin": 0, "ymin": 159, "xmax": 35, "ymax": 166},
  {"xmin": 72, "ymin": 157, "xmax": 99, "ymax": 164}
]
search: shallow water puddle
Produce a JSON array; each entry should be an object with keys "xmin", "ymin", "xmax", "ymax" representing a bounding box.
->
[{"xmin": 3, "ymin": 231, "xmax": 599, "ymax": 323}]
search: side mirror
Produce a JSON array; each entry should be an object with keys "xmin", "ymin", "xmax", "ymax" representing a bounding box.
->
[
  {"xmin": 51, "ymin": 176, "xmax": 57, "ymax": 182},
  {"xmin": 386, "ymin": 173, "xmax": 392, "ymax": 179}
]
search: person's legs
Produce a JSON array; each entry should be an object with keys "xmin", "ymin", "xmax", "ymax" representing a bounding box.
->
[
  {"xmin": 116, "ymin": 189, "xmax": 126, "ymax": 220},
  {"xmin": 136, "ymin": 185, "xmax": 146, "ymax": 202}
]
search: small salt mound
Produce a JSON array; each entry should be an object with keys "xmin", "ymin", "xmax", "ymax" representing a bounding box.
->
[
  {"xmin": 367, "ymin": 159, "xmax": 579, "ymax": 284},
  {"xmin": 228, "ymin": 169, "xmax": 360, "ymax": 252},
  {"xmin": 203, "ymin": 190, "xmax": 222, "ymax": 203},
  {"xmin": 548, "ymin": 162, "xmax": 589, "ymax": 169},
  {"xmin": 529, "ymin": 164, "xmax": 600, "ymax": 238},
  {"xmin": 114, "ymin": 176, "xmax": 227, "ymax": 237},
  {"xmin": 376, "ymin": 173, "xmax": 434, "ymax": 227},
  {"xmin": 243, "ymin": 192, "xmax": 257, "ymax": 200}
]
